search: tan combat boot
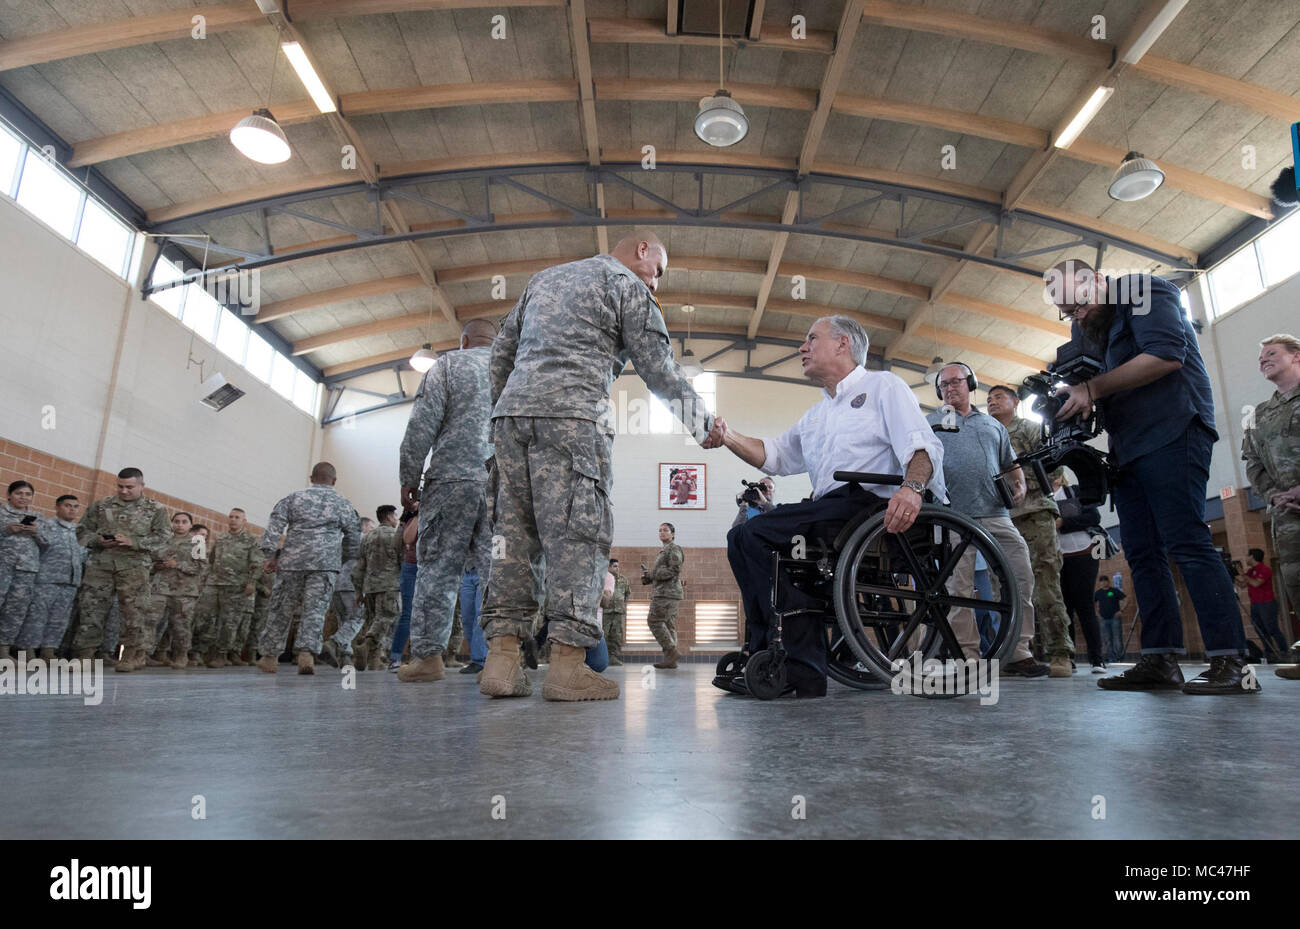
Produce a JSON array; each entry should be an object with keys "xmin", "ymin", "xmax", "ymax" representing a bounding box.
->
[
  {"xmin": 114, "ymin": 647, "xmax": 138, "ymax": 673},
  {"xmin": 297, "ymin": 651, "xmax": 315, "ymax": 675},
  {"xmin": 39, "ymin": 647, "xmax": 56, "ymax": 662},
  {"xmin": 76, "ymin": 647, "xmax": 96, "ymax": 669},
  {"xmin": 653, "ymin": 646, "xmax": 679, "ymax": 669},
  {"xmin": 255, "ymin": 653, "xmax": 278, "ymax": 674},
  {"xmin": 0, "ymin": 644, "xmax": 11, "ymax": 661},
  {"xmin": 227, "ymin": 650, "xmax": 247, "ymax": 667},
  {"xmin": 169, "ymin": 650, "xmax": 188, "ymax": 671},
  {"xmin": 543, "ymin": 643, "xmax": 620, "ymax": 701},
  {"xmin": 366, "ymin": 650, "xmax": 387, "ymax": 672},
  {"xmin": 1275, "ymin": 665, "xmax": 1300, "ymax": 680},
  {"xmin": 204, "ymin": 649, "xmax": 228, "ymax": 669},
  {"xmin": 1049, "ymin": 655, "xmax": 1073, "ymax": 678},
  {"xmin": 479, "ymin": 635, "xmax": 532, "ymax": 697},
  {"xmin": 188, "ymin": 651, "xmax": 204, "ymax": 668},
  {"xmin": 443, "ymin": 652, "xmax": 464, "ymax": 670},
  {"xmin": 397, "ymin": 653, "xmax": 445, "ymax": 683}
]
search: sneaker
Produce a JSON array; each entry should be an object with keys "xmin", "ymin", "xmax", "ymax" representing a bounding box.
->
[
  {"xmin": 1091, "ymin": 662, "xmax": 1107, "ymax": 674},
  {"xmin": 459, "ymin": 661, "xmax": 484, "ymax": 675},
  {"xmin": 1002, "ymin": 657, "xmax": 1050, "ymax": 678},
  {"xmin": 388, "ymin": 660, "xmax": 400, "ymax": 672}
]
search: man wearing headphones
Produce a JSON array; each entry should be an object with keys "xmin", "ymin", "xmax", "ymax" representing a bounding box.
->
[{"xmin": 926, "ymin": 363, "xmax": 1048, "ymax": 677}]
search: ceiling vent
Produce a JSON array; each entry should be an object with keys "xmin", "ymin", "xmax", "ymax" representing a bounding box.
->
[
  {"xmin": 678, "ymin": 0, "xmax": 753, "ymax": 37},
  {"xmin": 199, "ymin": 373, "xmax": 245, "ymax": 412}
]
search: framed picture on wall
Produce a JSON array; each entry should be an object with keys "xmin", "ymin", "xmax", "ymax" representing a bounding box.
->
[{"xmin": 659, "ymin": 463, "xmax": 706, "ymax": 510}]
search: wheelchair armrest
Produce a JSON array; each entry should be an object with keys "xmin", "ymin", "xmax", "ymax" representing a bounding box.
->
[{"xmin": 833, "ymin": 471, "xmax": 903, "ymax": 486}]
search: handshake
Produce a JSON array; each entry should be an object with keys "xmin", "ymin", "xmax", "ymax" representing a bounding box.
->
[{"xmin": 702, "ymin": 415, "xmax": 730, "ymax": 450}]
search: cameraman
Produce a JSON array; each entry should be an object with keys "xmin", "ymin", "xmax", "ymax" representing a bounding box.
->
[
  {"xmin": 1046, "ymin": 259, "xmax": 1252, "ymax": 695},
  {"xmin": 732, "ymin": 477, "xmax": 775, "ymax": 529}
]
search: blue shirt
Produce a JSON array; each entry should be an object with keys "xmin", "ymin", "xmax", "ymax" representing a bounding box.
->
[
  {"xmin": 925, "ymin": 407, "xmax": 1015, "ymax": 518},
  {"xmin": 1075, "ymin": 274, "xmax": 1217, "ymax": 467}
]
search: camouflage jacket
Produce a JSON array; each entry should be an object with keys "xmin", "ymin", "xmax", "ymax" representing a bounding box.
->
[
  {"xmin": 601, "ymin": 573, "xmax": 631, "ymax": 615},
  {"xmin": 643, "ymin": 542, "xmax": 684, "ymax": 600},
  {"xmin": 399, "ymin": 346, "xmax": 493, "ymax": 487},
  {"xmin": 490, "ymin": 254, "xmax": 714, "ymax": 443},
  {"xmin": 152, "ymin": 534, "xmax": 207, "ymax": 598},
  {"xmin": 1002, "ymin": 416, "xmax": 1060, "ymax": 519},
  {"xmin": 35, "ymin": 518, "xmax": 85, "ymax": 585},
  {"xmin": 1242, "ymin": 385, "xmax": 1300, "ymax": 513},
  {"xmin": 262, "ymin": 484, "xmax": 361, "ymax": 572},
  {"xmin": 207, "ymin": 527, "xmax": 264, "ymax": 588},
  {"xmin": 0, "ymin": 503, "xmax": 43, "ymax": 571},
  {"xmin": 352, "ymin": 524, "xmax": 403, "ymax": 594},
  {"xmin": 77, "ymin": 495, "xmax": 171, "ymax": 568}
]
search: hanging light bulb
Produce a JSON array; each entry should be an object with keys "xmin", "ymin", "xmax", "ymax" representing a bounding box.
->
[
  {"xmin": 409, "ymin": 343, "xmax": 438, "ymax": 373},
  {"xmin": 695, "ymin": 91, "xmax": 749, "ymax": 148},
  {"xmin": 1108, "ymin": 151, "xmax": 1165, "ymax": 201},
  {"xmin": 230, "ymin": 108, "xmax": 291, "ymax": 165},
  {"xmin": 680, "ymin": 303, "xmax": 704, "ymax": 377},
  {"xmin": 924, "ymin": 356, "xmax": 946, "ymax": 379}
]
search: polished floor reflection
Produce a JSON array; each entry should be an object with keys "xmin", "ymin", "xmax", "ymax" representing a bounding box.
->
[{"xmin": 2, "ymin": 662, "xmax": 1295, "ymax": 839}]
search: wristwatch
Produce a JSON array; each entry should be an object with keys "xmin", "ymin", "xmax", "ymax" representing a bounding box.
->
[{"xmin": 901, "ymin": 479, "xmax": 926, "ymax": 495}]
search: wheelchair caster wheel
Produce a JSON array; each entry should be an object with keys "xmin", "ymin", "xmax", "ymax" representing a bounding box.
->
[
  {"xmin": 745, "ymin": 650, "xmax": 786, "ymax": 700},
  {"xmin": 715, "ymin": 651, "xmax": 746, "ymax": 676}
]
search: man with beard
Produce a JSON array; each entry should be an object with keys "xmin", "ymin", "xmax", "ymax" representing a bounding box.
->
[{"xmin": 1046, "ymin": 259, "xmax": 1252, "ymax": 695}]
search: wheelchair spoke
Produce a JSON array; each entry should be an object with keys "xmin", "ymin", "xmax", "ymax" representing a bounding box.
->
[
  {"xmin": 885, "ymin": 603, "xmax": 928, "ymax": 661},
  {"xmin": 933, "ymin": 594, "xmax": 1014, "ymax": 613},
  {"xmin": 930, "ymin": 528, "xmax": 974, "ymax": 592},
  {"xmin": 891, "ymin": 532, "xmax": 935, "ymax": 591},
  {"xmin": 855, "ymin": 582, "xmax": 923, "ymax": 601}
]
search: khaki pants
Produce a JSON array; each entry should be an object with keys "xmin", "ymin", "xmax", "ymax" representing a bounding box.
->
[{"xmin": 946, "ymin": 515, "xmax": 1035, "ymax": 663}]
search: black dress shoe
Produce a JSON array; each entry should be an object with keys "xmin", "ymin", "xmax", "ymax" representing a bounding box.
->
[
  {"xmin": 459, "ymin": 661, "xmax": 484, "ymax": 675},
  {"xmin": 1097, "ymin": 654, "xmax": 1184, "ymax": 690},
  {"xmin": 786, "ymin": 661, "xmax": 827, "ymax": 698},
  {"xmin": 1183, "ymin": 656, "xmax": 1261, "ymax": 695}
]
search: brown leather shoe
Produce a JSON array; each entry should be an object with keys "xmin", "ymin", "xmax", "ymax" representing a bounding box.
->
[
  {"xmin": 479, "ymin": 635, "xmax": 532, "ymax": 697},
  {"xmin": 542, "ymin": 643, "xmax": 620, "ymax": 701},
  {"xmin": 397, "ymin": 654, "xmax": 445, "ymax": 682},
  {"xmin": 1275, "ymin": 664, "xmax": 1300, "ymax": 680},
  {"xmin": 255, "ymin": 654, "xmax": 278, "ymax": 674},
  {"xmin": 297, "ymin": 651, "xmax": 315, "ymax": 675}
]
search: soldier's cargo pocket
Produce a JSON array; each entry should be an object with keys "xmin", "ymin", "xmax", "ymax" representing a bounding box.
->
[{"xmin": 567, "ymin": 450, "xmax": 612, "ymax": 545}]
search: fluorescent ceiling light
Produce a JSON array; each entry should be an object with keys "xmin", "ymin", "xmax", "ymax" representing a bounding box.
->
[
  {"xmin": 281, "ymin": 41, "xmax": 337, "ymax": 114},
  {"xmin": 1054, "ymin": 86, "xmax": 1114, "ymax": 150},
  {"xmin": 1119, "ymin": 0, "xmax": 1189, "ymax": 64}
]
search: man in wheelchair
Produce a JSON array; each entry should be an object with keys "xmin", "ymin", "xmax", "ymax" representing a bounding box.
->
[{"xmin": 712, "ymin": 316, "xmax": 946, "ymax": 697}]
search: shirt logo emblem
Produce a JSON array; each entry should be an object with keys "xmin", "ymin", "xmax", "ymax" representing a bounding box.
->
[{"xmin": 850, "ymin": 393, "xmax": 867, "ymax": 408}]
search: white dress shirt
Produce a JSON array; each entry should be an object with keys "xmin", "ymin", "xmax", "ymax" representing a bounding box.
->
[{"xmin": 760, "ymin": 366, "xmax": 947, "ymax": 501}]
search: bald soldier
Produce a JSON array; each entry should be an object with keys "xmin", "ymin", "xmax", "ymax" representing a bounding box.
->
[
  {"xmin": 71, "ymin": 467, "xmax": 171, "ymax": 672},
  {"xmin": 479, "ymin": 231, "xmax": 725, "ymax": 701},
  {"xmin": 256, "ymin": 462, "xmax": 362, "ymax": 675},
  {"xmin": 396, "ymin": 318, "xmax": 499, "ymax": 683},
  {"xmin": 1242, "ymin": 334, "xmax": 1300, "ymax": 681}
]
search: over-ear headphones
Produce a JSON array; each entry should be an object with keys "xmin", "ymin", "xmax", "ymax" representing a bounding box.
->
[{"xmin": 934, "ymin": 362, "xmax": 978, "ymax": 400}]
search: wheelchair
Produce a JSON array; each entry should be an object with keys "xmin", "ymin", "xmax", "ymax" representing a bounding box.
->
[{"xmin": 714, "ymin": 471, "xmax": 1022, "ymax": 699}]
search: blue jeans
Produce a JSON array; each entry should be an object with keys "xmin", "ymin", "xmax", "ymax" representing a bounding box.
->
[
  {"xmin": 1249, "ymin": 601, "xmax": 1288, "ymax": 656},
  {"xmin": 460, "ymin": 568, "xmax": 488, "ymax": 665},
  {"xmin": 973, "ymin": 568, "xmax": 997, "ymax": 654},
  {"xmin": 586, "ymin": 636, "xmax": 609, "ymax": 672},
  {"xmin": 1112, "ymin": 423, "xmax": 1245, "ymax": 656},
  {"xmin": 1100, "ymin": 616, "xmax": 1123, "ymax": 662},
  {"xmin": 392, "ymin": 563, "xmax": 417, "ymax": 662}
]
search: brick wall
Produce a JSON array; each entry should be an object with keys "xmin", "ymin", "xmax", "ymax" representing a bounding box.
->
[
  {"xmin": 1, "ymin": 435, "xmax": 263, "ymax": 535},
  {"xmin": 610, "ymin": 545, "xmax": 741, "ymax": 657}
]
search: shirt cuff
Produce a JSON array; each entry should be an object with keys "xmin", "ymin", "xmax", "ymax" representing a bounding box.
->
[{"xmin": 759, "ymin": 438, "xmax": 779, "ymax": 474}]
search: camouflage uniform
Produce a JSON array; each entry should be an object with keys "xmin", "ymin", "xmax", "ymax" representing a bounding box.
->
[
  {"xmin": 1242, "ymin": 384, "xmax": 1300, "ymax": 624},
  {"xmin": 0, "ymin": 503, "xmax": 44, "ymax": 646},
  {"xmin": 399, "ymin": 345, "xmax": 494, "ymax": 659},
  {"xmin": 326, "ymin": 549, "xmax": 363, "ymax": 660},
  {"xmin": 244, "ymin": 567, "xmax": 275, "ymax": 657},
  {"xmin": 642, "ymin": 541, "xmax": 684, "ymax": 651},
  {"xmin": 354, "ymin": 524, "xmax": 405, "ymax": 662},
  {"xmin": 70, "ymin": 494, "xmax": 170, "ymax": 654},
  {"xmin": 193, "ymin": 528, "xmax": 264, "ymax": 656},
  {"xmin": 482, "ymin": 254, "xmax": 713, "ymax": 648},
  {"xmin": 13, "ymin": 517, "xmax": 84, "ymax": 649},
  {"xmin": 1004, "ymin": 416, "xmax": 1073, "ymax": 659},
  {"xmin": 146, "ymin": 533, "xmax": 208, "ymax": 658},
  {"xmin": 601, "ymin": 572, "xmax": 631, "ymax": 662},
  {"xmin": 258, "ymin": 484, "xmax": 361, "ymax": 658}
]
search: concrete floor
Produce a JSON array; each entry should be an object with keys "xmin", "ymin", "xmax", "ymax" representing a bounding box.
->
[{"xmin": 1, "ymin": 661, "xmax": 1296, "ymax": 839}]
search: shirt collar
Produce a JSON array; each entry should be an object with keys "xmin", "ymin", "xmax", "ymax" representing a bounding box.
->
[{"xmin": 822, "ymin": 365, "xmax": 868, "ymax": 401}]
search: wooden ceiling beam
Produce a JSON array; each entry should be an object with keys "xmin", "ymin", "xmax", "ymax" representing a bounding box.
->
[
  {"xmin": 911, "ymin": 324, "xmax": 1049, "ymax": 369},
  {"xmin": 255, "ymin": 273, "xmax": 427, "ymax": 323},
  {"xmin": 590, "ymin": 17, "xmax": 833, "ymax": 53}
]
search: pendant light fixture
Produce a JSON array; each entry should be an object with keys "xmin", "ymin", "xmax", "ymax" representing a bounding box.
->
[
  {"xmin": 409, "ymin": 297, "xmax": 439, "ymax": 373},
  {"xmin": 680, "ymin": 304, "xmax": 704, "ymax": 377},
  {"xmin": 231, "ymin": 28, "xmax": 292, "ymax": 164},
  {"xmin": 694, "ymin": 0, "xmax": 748, "ymax": 147},
  {"xmin": 1106, "ymin": 80, "xmax": 1163, "ymax": 202}
]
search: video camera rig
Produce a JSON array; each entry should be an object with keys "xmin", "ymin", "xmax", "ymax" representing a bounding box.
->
[
  {"xmin": 1008, "ymin": 340, "xmax": 1114, "ymax": 507},
  {"xmin": 736, "ymin": 479, "xmax": 766, "ymax": 508}
]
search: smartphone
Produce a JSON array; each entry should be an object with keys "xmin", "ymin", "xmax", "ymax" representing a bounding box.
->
[{"xmin": 21, "ymin": 515, "xmax": 37, "ymax": 525}]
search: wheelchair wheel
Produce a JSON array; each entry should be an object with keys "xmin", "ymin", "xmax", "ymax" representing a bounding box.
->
[
  {"xmin": 833, "ymin": 505, "xmax": 1020, "ymax": 688},
  {"xmin": 744, "ymin": 650, "xmax": 786, "ymax": 700},
  {"xmin": 825, "ymin": 632, "xmax": 890, "ymax": 690},
  {"xmin": 715, "ymin": 651, "xmax": 746, "ymax": 677}
]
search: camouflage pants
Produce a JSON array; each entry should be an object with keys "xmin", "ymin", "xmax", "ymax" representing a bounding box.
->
[
  {"xmin": 0, "ymin": 566, "xmax": 37, "ymax": 644},
  {"xmin": 259, "ymin": 569, "xmax": 337, "ymax": 657},
  {"xmin": 1274, "ymin": 510, "xmax": 1300, "ymax": 638},
  {"xmin": 327, "ymin": 589, "xmax": 363, "ymax": 656},
  {"xmin": 245, "ymin": 590, "xmax": 271, "ymax": 655},
  {"xmin": 193, "ymin": 585, "xmax": 254, "ymax": 655},
  {"xmin": 411, "ymin": 479, "xmax": 491, "ymax": 659},
  {"xmin": 482, "ymin": 417, "xmax": 612, "ymax": 649},
  {"xmin": 603, "ymin": 609, "xmax": 625, "ymax": 659},
  {"xmin": 14, "ymin": 583, "xmax": 77, "ymax": 649},
  {"xmin": 148, "ymin": 594, "xmax": 199, "ymax": 656},
  {"xmin": 647, "ymin": 596, "xmax": 679, "ymax": 650},
  {"xmin": 72, "ymin": 561, "xmax": 154, "ymax": 653},
  {"xmin": 448, "ymin": 611, "xmax": 463, "ymax": 657},
  {"xmin": 1012, "ymin": 509, "xmax": 1073, "ymax": 658},
  {"xmin": 360, "ymin": 591, "xmax": 402, "ymax": 659}
]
